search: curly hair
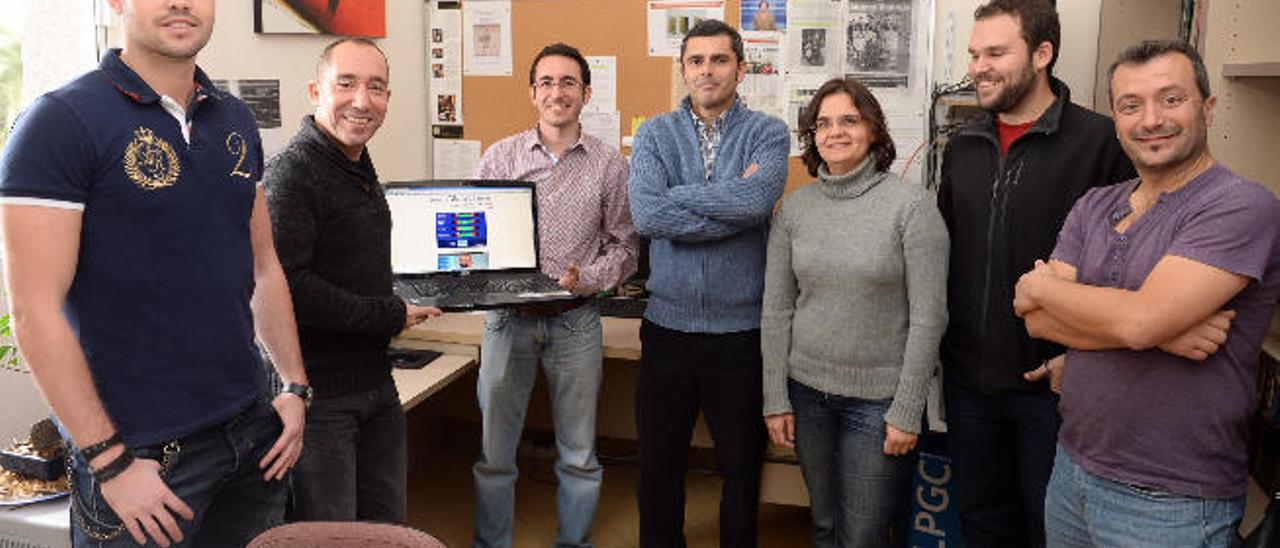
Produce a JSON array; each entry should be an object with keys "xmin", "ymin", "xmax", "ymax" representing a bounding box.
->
[{"xmin": 797, "ymin": 78, "xmax": 896, "ymax": 176}]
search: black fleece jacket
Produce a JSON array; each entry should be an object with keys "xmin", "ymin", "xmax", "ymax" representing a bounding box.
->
[
  {"xmin": 262, "ymin": 115, "xmax": 406, "ymax": 397},
  {"xmin": 937, "ymin": 79, "xmax": 1136, "ymax": 394}
]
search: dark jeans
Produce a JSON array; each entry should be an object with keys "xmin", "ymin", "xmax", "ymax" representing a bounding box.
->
[
  {"xmin": 635, "ymin": 320, "xmax": 767, "ymax": 548},
  {"xmin": 69, "ymin": 397, "xmax": 287, "ymax": 548},
  {"xmin": 789, "ymin": 380, "xmax": 914, "ymax": 548},
  {"xmin": 289, "ymin": 380, "xmax": 407, "ymax": 523},
  {"xmin": 944, "ymin": 378, "xmax": 1060, "ymax": 548}
]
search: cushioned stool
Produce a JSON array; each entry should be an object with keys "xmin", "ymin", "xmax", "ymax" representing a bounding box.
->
[{"xmin": 247, "ymin": 522, "xmax": 447, "ymax": 548}]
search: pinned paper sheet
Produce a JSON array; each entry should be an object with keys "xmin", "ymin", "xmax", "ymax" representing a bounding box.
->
[
  {"xmin": 462, "ymin": 0, "xmax": 513, "ymax": 76},
  {"xmin": 647, "ymin": 1, "xmax": 726, "ymax": 57},
  {"xmin": 585, "ymin": 56, "xmax": 617, "ymax": 113},
  {"xmin": 630, "ymin": 116, "xmax": 647, "ymax": 137},
  {"xmin": 582, "ymin": 111, "xmax": 622, "ymax": 150},
  {"xmin": 433, "ymin": 139, "xmax": 481, "ymax": 179}
]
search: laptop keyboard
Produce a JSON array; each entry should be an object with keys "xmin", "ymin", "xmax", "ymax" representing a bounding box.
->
[{"xmin": 406, "ymin": 276, "xmax": 564, "ymax": 298}]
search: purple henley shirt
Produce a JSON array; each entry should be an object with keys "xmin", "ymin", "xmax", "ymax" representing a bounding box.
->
[{"xmin": 1051, "ymin": 163, "xmax": 1280, "ymax": 499}]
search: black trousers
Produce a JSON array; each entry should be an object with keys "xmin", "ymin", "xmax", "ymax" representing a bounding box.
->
[
  {"xmin": 635, "ymin": 319, "xmax": 767, "ymax": 548},
  {"xmin": 944, "ymin": 377, "xmax": 1061, "ymax": 548}
]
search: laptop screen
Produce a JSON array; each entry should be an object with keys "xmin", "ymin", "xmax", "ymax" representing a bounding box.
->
[{"xmin": 386, "ymin": 181, "xmax": 538, "ymax": 275}]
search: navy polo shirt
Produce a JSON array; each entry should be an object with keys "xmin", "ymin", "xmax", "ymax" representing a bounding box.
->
[{"xmin": 0, "ymin": 50, "xmax": 266, "ymax": 447}]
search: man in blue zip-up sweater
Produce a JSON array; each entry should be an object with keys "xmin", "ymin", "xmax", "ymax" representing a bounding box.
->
[{"xmin": 628, "ymin": 19, "xmax": 789, "ymax": 548}]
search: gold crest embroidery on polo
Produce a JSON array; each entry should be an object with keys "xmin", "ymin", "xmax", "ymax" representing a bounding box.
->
[{"xmin": 123, "ymin": 127, "xmax": 180, "ymax": 190}]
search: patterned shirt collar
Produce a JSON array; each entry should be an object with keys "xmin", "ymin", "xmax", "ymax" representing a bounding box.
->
[
  {"xmin": 521, "ymin": 125, "xmax": 587, "ymax": 163},
  {"xmin": 688, "ymin": 97, "xmax": 741, "ymax": 183}
]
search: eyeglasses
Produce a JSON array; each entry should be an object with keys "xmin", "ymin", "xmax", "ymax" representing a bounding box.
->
[
  {"xmin": 812, "ymin": 114, "xmax": 861, "ymax": 134},
  {"xmin": 533, "ymin": 78, "xmax": 583, "ymax": 92}
]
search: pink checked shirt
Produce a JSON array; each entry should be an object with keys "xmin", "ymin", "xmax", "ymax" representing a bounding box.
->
[{"xmin": 473, "ymin": 127, "xmax": 638, "ymax": 296}]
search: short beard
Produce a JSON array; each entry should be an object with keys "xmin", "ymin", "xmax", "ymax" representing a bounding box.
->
[
  {"xmin": 981, "ymin": 60, "xmax": 1037, "ymax": 114},
  {"xmin": 1130, "ymin": 117, "xmax": 1210, "ymax": 174}
]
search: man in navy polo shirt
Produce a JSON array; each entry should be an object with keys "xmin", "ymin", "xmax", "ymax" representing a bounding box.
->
[{"xmin": 0, "ymin": 0, "xmax": 309, "ymax": 546}]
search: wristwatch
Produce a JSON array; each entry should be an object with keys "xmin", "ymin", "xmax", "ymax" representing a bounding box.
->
[{"xmin": 280, "ymin": 383, "xmax": 313, "ymax": 407}]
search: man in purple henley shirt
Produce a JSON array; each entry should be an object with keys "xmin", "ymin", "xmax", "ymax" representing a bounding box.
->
[{"xmin": 1013, "ymin": 40, "xmax": 1280, "ymax": 547}]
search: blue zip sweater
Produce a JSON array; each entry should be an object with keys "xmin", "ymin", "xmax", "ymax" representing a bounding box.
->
[{"xmin": 628, "ymin": 98, "xmax": 790, "ymax": 333}]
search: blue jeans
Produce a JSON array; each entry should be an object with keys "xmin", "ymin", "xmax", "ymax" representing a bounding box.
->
[
  {"xmin": 789, "ymin": 380, "xmax": 914, "ymax": 548},
  {"xmin": 473, "ymin": 302, "xmax": 604, "ymax": 548},
  {"xmin": 1045, "ymin": 445, "xmax": 1244, "ymax": 548},
  {"xmin": 943, "ymin": 378, "xmax": 1060, "ymax": 548},
  {"xmin": 289, "ymin": 379, "xmax": 406, "ymax": 523},
  {"xmin": 69, "ymin": 396, "xmax": 286, "ymax": 547}
]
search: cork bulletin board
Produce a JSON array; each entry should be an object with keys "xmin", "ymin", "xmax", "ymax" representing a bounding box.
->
[{"xmin": 456, "ymin": 0, "xmax": 814, "ymax": 192}]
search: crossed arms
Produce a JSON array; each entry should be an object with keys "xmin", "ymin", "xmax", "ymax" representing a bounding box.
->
[
  {"xmin": 1014, "ymin": 256, "xmax": 1246, "ymax": 359},
  {"xmin": 627, "ymin": 117, "xmax": 790, "ymax": 242}
]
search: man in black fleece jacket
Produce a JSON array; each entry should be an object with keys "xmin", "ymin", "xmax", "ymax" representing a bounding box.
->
[
  {"xmin": 936, "ymin": 2, "xmax": 1135, "ymax": 547},
  {"xmin": 262, "ymin": 38, "xmax": 440, "ymax": 523}
]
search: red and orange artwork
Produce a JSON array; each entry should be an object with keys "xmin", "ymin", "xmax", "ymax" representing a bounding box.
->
[{"xmin": 255, "ymin": 0, "xmax": 386, "ymax": 37}]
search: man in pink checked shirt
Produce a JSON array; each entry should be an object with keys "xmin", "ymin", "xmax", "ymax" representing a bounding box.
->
[{"xmin": 469, "ymin": 43, "xmax": 639, "ymax": 548}]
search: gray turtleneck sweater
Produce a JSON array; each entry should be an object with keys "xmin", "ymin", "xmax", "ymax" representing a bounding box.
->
[{"xmin": 761, "ymin": 158, "xmax": 949, "ymax": 433}]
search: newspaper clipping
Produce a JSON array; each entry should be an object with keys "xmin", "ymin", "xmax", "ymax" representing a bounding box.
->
[{"xmin": 845, "ymin": 0, "xmax": 913, "ymax": 88}]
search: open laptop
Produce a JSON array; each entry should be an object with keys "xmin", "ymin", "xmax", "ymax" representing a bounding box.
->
[{"xmin": 386, "ymin": 180, "xmax": 572, "ymax": 311}]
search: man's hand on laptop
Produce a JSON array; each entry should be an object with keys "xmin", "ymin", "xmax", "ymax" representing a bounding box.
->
[
  {"xmin": 404, "ymin": 302, "xmax": 443, "ymax": 329},
  {"xmin": 558, "ymin": 263, "xmax": 580, "ymax": 293}
]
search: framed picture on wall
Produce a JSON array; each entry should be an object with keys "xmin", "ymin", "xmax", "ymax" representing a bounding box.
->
[{"xmin": 254, "ymin": 0, "xmax": 386, "ymax": 37}]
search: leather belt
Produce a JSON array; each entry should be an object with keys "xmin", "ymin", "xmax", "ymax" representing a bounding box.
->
[{"xmin": 516, "ymin": 297, "xmax": 591, "ymax": 318}]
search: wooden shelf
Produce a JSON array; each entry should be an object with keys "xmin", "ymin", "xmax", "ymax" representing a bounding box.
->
[{"xmin": 1223, "ymin": 62, "xmax": 1280, "ymax": 78}]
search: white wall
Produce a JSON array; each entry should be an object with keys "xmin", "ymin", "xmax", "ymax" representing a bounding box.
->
[
  {"xmin": 1055, "ymin": 0, "xmax": 1101, "ymax": 110},
  {"xmin": 1, "ymin": 0, "xmax": 99, "ymax": 446},
  {"xmin": 19, "ymin": 2, "xmax": 97, "ymax": 105},
  {"xmin": 932, "ymin": 0, "xmax": 1102, "ymax": 110},
  {"xmin": 200, "ymin": 2, "xmax": 431, "ymax": 180},
  {"xmin": 0, "ymin": 371, "xmax": 48, "ymax": 442}
]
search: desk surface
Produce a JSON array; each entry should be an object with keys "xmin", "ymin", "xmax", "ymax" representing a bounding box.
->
[
  {"xmin": 393, "ymin": 354, "xmax": 476, "ymax": 411},
  {"xmin": 399, "ymin": 312, "xmax": 641, "ymax": 361}
]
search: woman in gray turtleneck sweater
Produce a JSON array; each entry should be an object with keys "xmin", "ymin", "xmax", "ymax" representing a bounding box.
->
[{"xmin": 761, "ymin": 78, "xmax": 949, "ymax": 546}]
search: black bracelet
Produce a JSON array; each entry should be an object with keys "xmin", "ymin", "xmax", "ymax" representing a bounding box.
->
[
  {"xmin": 79, "ymin": 433, "xmax": 122, "ymax": 462},
  {"xmin": 91, "ymin": 449, "xmax": 135, "ymax": 484}
]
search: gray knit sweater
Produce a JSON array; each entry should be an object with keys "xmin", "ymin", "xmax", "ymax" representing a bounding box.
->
[{"xmin": 761, "ymin": 157, "xmax": 949, "ymax": 433}]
